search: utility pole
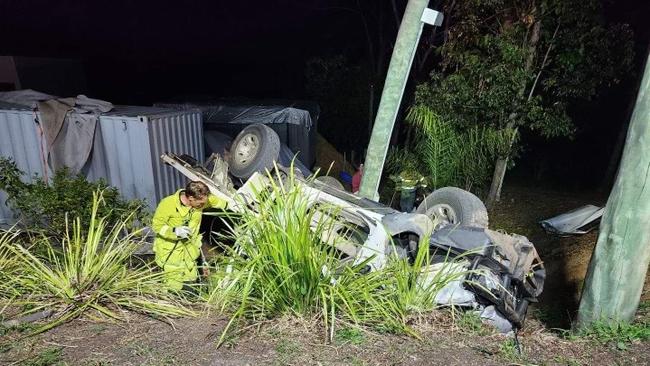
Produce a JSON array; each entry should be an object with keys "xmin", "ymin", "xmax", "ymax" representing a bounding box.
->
[
  {"xmin": 358, "ymin": 0, "xmax": 442, "ymax": 200},
  {"xmin": 578, "ymin": 52, "xmax": 650, "ymax": 327}
]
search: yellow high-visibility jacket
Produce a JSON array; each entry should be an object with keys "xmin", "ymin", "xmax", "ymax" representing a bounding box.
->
[{"xmin": 151, "ymin": 189, "xmax": 227, "ymax": 289}]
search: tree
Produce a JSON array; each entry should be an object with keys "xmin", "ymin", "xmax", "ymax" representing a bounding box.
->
[
  {"xmin": 390, "ymin": 105, "xmax": 515, "ymax": 192},
  {"xmin": 412, "ymin": 0, "xmax": 633, "ymax": 205}
]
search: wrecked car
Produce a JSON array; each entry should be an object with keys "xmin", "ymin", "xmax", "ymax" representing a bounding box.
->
[{"xmin": 162, "ymin": 123, "xmax": 545, "ymax": 332}]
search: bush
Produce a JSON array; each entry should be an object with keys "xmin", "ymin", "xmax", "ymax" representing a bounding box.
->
[
  {"xmin": 0, "ymin": 192, "xmax": 191, "ymax": 334},
  {"xmin": 205, "ymin": 167, "xmax": 470, "ymax": 344},
  {"xmin": 0, "ymin": 157, "xmax": 149, "ymax": 236},
  {"xmin": 387, "ymin": 105, "xmax": 516, "ymax": 193}
]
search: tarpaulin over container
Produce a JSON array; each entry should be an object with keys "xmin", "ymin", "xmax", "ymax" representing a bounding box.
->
[{"xmin": 156, "ymin": 99, "xmax": 319, "ymax": 168}]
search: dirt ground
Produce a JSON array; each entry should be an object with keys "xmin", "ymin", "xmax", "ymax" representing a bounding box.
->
[
  {"xmin": 2, "ymin": 311, "xmax": 649, "ymax": 366},
  {"xmin": 2, "ymin": 184, "xmax": 649, "ymax": 366},
  {"xmin": 490, "ymin": 184, "xmax": 650, "ymax": 329}
]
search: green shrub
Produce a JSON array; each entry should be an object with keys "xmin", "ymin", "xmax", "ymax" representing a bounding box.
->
[
  {"xmin": 576, "ymin": 320, "xmax": 650, "ymax": 350},
  {"xmin": 0, "ymin": 157, "xmax": 149, "ymax": 236},
  {"xmin": 0, "ymin": 192, "xmax": 191, "ymax": 334},
  {"xmin": 386, "ymin": 105, "xmax": 516, "ymax": 193}
]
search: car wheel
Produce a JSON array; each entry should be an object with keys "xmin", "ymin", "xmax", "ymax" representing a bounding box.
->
[
  {"xmin": 416, "ymin": 187, "xmax": 489, "ymax": 228},
  {"xmin": 315, "ymin": 175, "xmax": 345, "ymax": 191},
  {"xmin": 229, "ymin": 124, "xmax": 281, "ymax": 179}
]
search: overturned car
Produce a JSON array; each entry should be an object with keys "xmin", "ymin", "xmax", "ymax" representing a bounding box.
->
[{"xmin": 162, "ymin": 124, "xmax": 545, "ymax": 332}]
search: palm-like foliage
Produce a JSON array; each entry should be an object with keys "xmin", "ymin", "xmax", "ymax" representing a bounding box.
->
[
  {"xmin": 0, "ymin": 192, "xmax": 192, "ymax": 334},
  {"xmin": 390, "ymin": 105, "xmax": 515, "ymax": 192}
]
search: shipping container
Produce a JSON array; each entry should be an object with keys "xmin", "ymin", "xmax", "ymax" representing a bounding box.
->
[{"xmin": 0, "ymin": 103, "xmax": 203, "ymax": 225}]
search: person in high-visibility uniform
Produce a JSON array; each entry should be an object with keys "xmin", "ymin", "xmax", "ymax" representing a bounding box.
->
[
  {"xmin": 151, "ymin": 181, "xmax": 227, "ymax": 290},
  {"xmin": 390, "ymin": 170, "xmax": 427, "ymax": 213}
]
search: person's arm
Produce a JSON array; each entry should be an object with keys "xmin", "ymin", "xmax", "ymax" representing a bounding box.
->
[
  {"xmin": 207, "ymin": 193, "xmax": 228, "ymax": 210},
  {"xmin": 151, "ymin": 199, "xmax": 181, "ymax": 241}
]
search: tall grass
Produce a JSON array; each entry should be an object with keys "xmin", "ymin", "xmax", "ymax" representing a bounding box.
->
[
  {"xmin": 0, "ymin": 192, "xmax": 192, "ymax": 334},
  {"xmin": 206, "ymin": 168, "xmax": 471, "ymax": 344},
  {"xmin": 0, "ymin": 229, "xmax": 22, "ymax": 306}
]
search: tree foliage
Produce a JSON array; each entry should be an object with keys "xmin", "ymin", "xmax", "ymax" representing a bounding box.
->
[
  {"xmin": 305, "ymin": 56, "xmax": 372, "ymax": 152},
  {"xmin": 407, "ymin": 0, "xmax": 633, "ymax": 192},
  {"xmin": 388, "ymin": 105, "xmax": 515, "ymax": 191}
]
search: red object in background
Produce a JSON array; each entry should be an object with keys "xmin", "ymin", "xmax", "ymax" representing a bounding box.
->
[{"xmin": 352, "ymin": 164, "xmax": 363, "ymax": 193}]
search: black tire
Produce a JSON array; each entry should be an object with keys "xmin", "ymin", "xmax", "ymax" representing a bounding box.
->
[
  {"xmin": 315, "ymin": 175, "xmax": 345, "ymax": 191},
  {"xmin": 416, "ymin": 187, "xmax": 489, "ymax": 228},
  {"xmin": 229, "ymin": 124, "xmax": 281, "ymax": 179}
]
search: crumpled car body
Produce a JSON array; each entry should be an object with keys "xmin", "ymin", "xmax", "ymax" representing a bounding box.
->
[
  {"xmin": 161, "ymin": 152, "xmax": 545, "ymax": 332},
  {"xmin": 428, "ymin": 226, "xmax": 545, "ymax": 330}
]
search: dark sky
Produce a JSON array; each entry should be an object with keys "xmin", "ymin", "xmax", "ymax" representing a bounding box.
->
[
  {"xmin": 1, "ymin": 0, "xmax": 645, "ymax": 103},
  {"xmin": 1, "ymin": 0, "xmax": 648, "ymax": 188},
  {"xmin": 0, "ymin": 0, "xmax": 374, "ymax": 103}
]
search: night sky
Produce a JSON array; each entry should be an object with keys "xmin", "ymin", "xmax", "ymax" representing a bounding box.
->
[
  {"xmin": 0, "ymin": 0, "xmax": 372, "ymax": 103},
  {"xmin": 1, "ymin": 0, "xmax": 648, "ymax": 188}
]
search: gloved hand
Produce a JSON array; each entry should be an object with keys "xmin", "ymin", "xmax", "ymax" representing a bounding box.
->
[{"xmin": 174, "ymin": 226, "xmax": 192, "ymax": 239}]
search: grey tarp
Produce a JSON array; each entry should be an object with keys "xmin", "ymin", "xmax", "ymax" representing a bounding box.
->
[
  {"xmin": 0, "ymin": 89, "xmax": 55, "ymax": 108},
  {"xmin": 0, "ymin": 90, "xmax": 114, "ymax": 173},
  {"xmin": 156, "ymin": 100, "xmax": 319, "ymax": 167},
  {"xmin": 37, "ymin": 95, "xmax": 113, "ymax": 173}
]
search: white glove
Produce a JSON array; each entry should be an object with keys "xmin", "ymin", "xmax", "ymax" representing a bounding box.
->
[{"xmin": 174, "ymin": 226, "xmax": 192, "ymax": 239}]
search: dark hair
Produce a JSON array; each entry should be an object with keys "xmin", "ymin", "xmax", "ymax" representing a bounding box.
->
[{"xmin": 185, "ymin": 181, "xmax": 210, "ymax": 198}]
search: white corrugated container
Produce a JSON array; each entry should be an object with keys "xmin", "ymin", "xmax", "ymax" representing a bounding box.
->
[
  {"xmin": 0, "ymin": 103, "xmax": 203, "ymax": 225},
  {"xmin": 0, "ymin": 104, "xmax": 50, "ymax": 225}
]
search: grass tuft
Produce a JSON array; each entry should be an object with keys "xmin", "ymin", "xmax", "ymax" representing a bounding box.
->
[
  {"xmin": 205, "ymin": 167, "xmax": 473, "ymax": 345},
  {"xmin": 0, "ymin": 191, "xmax": 192, "ymax": 335},
  {"xmin": 22, "ymin": 347, "xmax": 63, "ymax": 366},
  {"xmin": 456, "ymin": 311, "xmax": 491, "ymax": 335},
  {"xmin": 498, "ymin": 339, "xmax": 522, "ymax": 362},
  {"xmin": 576, "ymin": 320, "xmax": 650, "ymax": 349},
  {"xmin": 334, "ymin": 326, "xmax": 365, "ymax": 345}
]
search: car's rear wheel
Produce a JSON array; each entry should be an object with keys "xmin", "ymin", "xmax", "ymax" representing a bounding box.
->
[
  {"xmin": 315, "ymin": 175, "xmax": 345, "ymax": 191},
  {"xmin": 416, "ymin": 187, "xmax": 489, "ymax": 228},
  {"xmin": 229, "ymin": 124, "xmax": 281, "ymax": 179}
]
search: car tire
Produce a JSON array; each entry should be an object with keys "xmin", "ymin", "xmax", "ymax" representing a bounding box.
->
[
  {"xmin": 229, "ymin": 124, "xmax": 281, "ymax": 179},
  {"xmin": 315, "ymin": 175, "xmax": 345, "ymax": 191},
  {"xmin": 416, "ymin": 187, "xmax": 489, "ymax": 228}
]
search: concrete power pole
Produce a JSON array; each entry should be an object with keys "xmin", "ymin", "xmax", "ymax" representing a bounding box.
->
[
  {"xmin": 578, "ymin": 52, "xmax": 650, "ymax": 327},
  {"xmin": 358, "ymin": 0, "xmax": 442, "ymax": 200}
]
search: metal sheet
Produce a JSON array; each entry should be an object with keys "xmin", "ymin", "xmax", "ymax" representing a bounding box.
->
[
  {"xmin": 540, "ymin": 205, "xmax": 604, "ymax": 235},
  {"xmin": 93, "ymin": 114, "xmax": 157, "ymax": 209},
  {"xmin": 147, "ymin": 110, "xmax": 203, "ymax": 202},
  {"xmin": 0, "ymin": 109, "xmax": 49, "ymax": 225}
]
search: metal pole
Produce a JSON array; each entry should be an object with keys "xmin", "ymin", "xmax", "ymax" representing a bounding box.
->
[
  {"xmin": 577, "ymin": 52, "xmax": 650, "ymax": 327},
  {"xmin": 358, "ymin": 0, "xmax": 439, "ymax": 200}
]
